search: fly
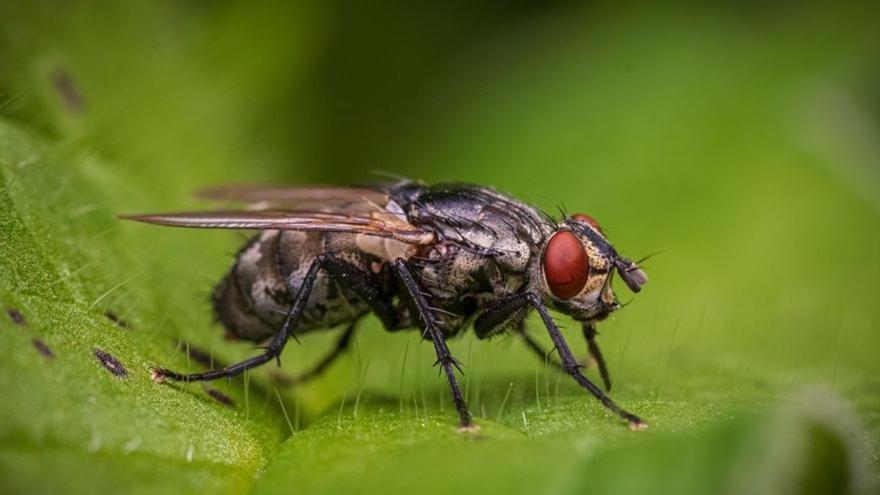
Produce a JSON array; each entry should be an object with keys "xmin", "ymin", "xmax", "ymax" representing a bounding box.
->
[{"xmin": 121, "ymin": 180, "xmax": 649, "ymax": 430}]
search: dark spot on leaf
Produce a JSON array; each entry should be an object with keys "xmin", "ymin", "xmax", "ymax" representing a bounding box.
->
[
  {"xmin": 94, "ymin": 348, "xmax": 127, "ymax": 378},
  {"xmin": 104, "ymin": 311, "xmax": 131, "ymax": 330},
  {"xmin": 6, "ymin": 308, "xmax": 26, "ymax": 326},
  {"xmin": 50, "ymin": 68, "xmax": 85, "ymax": 113},
  {"xmin": 32, "ymin": 338, "xmax": 54, "ymax": 359},
  {"xmin": 206, "ymin": 387, "xmax": 235, "ymax": 408}
]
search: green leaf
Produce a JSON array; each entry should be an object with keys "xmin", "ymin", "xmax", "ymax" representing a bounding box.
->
[
  {"xmin": 0, "ymin": 119, "xmax": 281, "ymax": 493},
  {"xmin": 253, "ymin": 390, "xmax": 873, "ymax": 495},
  {"xmin": 1, "ymin": 2, "xmax": 879, "ymax": 494}
]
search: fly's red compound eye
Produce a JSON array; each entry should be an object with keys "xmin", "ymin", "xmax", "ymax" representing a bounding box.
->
[
  {"xmin": 571, "ymin": 213, "xmax": 603, "ymax": 234},
  {"xmin": 543, "ymin": 230, "xmax": 589, "ymax": 299}
]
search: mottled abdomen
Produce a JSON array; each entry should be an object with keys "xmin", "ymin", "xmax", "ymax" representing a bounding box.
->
[{"xmin": 212, "ymin": 230, "xmax": 371, "ymax": 342}]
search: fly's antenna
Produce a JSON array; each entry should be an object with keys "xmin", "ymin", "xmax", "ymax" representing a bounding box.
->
[{"xmin": 634, "ymin": 251, "xmax": 663, "ymax": 267}]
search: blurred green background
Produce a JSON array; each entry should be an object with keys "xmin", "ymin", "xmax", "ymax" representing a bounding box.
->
[{"xmin": 1, "ymin": 1, "xmax": 879, "ymax": 494}]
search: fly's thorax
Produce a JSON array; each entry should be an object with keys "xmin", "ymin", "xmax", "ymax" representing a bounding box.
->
[
  {"xmin": 394, "ymin": 182, "xmax": 550, "ymax": 272},
  {"xmin": 415, "ymin": 241, "xmax": 491, "ymax": 298}
]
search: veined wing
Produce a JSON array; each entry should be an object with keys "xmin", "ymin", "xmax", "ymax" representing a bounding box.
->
[
  {"xmin": 195, "ymin": 184, "xmax": 390, "ymax": 211},
  {"xmin": 119, "ymin": 209, "xmax": 435, "ymax": 245}
]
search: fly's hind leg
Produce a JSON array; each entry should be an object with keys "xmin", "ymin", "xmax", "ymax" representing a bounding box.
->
[
  {"xmin": 391, "ymin": 259, "xmax": 474, "ymax": 430},
  {"xmin": 276, "ymin": 257, "xmax": 405, "ymax": 386},
  {"xmin": 150, "ymin": 255, "xmax": 328, "ymax": 383},
  {"xmin": 151, "ymin": 254, "xmax": 396, "ymax": 383}
]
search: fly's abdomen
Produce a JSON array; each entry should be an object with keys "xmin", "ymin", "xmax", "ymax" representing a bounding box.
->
[
  {"xmin": 212, "ymin": 231, "xmax": 288, "ymax": 341},
  {"xmin": 213, "ymin": 230, "xmax": 370, "ymax": 342}
]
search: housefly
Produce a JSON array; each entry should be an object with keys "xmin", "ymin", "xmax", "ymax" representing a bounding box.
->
[{"xmin": 122, "ymin": 181, "xmax": 648, "ymax": 430}]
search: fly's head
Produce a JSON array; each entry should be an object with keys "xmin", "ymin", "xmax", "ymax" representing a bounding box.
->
[{"xmin": 534, "ymin": 214, "xmax": 647, "ymax": 322}]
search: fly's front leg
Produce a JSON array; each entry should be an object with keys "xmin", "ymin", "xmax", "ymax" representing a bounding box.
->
[
  {"xmin": 391, "ymin": 259, "xmax": 474, "ymax": 430},
  {"xmin": 583, "ymin": 322, "xmax": 612, "ymax": 391},
  {"xmin": 515, "ymin": 322, "xmax": 610, "ymax": 389},
  {"xmin": 475, "ymin": 293, "xmax": 645, "ymax": 430},
  {"xmin": 515, "ymin": 321, "xmax": 612, "ymax": 391},
  {"xmin": 526, "ymin": 294, "xmax": 645, "ymax": 430}
]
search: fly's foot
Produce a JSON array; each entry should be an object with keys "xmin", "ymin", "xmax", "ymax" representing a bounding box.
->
[
  {"xmin": 628, "ymin": 419, "xmax": 649, "ymax": 431},
  {"xmin": 457, "ymin": 422, "xmax": 481, "ymax": 434},
  {"xmin": 149, "ymin": 366, "xmax": 167, "ymax": 383}
]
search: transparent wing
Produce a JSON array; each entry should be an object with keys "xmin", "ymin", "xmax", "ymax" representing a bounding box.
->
[
  {"xmin": 120, "ymin": 209, "xmax": 434, "ymax": 245},
  {"xmin": 195, "ymin": 184, "xmax": 390, "ymax": 211}
]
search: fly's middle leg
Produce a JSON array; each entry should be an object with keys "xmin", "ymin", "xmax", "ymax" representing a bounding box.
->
[{"xmin": 391, "ymin": 259, "xmax": 475, "ymax": 430}]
